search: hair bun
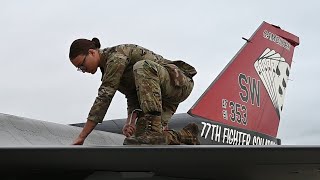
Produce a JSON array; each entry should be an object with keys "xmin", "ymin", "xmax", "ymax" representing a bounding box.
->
[{"xmin": 91, "ymin": 37, "xmax": 101, "ymax": 49}]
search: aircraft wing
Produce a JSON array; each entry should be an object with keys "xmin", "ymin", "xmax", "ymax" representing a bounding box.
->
[
  {"xmin": 1, "ymin": 145, "xmax": 320, "ymax": 180},
  {"xmin": 2, "ymin": 113, "xmax": 320, "ymax": 180},
  {"xmin": 0, "ymin": 113, "xmax": 124, "ymax": 146}
]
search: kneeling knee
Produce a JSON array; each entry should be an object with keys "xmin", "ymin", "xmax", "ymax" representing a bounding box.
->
[{"xmin": 133, "ymin": 60, "xmax": 146, "ymax": 71}]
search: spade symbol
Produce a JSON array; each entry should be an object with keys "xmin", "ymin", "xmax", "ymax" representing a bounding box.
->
[
  {"xmin": 278, "ymin": 86, "xmax": 283, "ymax": 95},
  {"xmin": 276, "ymin": 66, "xmax": 281, "ymax": 76},
  {"xmin": 286, "ymin": 67, "xmax": 290, "ymax": 76},
  {"xmin": 282, "ymin": 78, "xmax": 287, "ymax": 88}
]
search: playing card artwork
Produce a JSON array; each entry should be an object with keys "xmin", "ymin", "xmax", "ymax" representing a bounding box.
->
[{"xmin": 254, "ymin": 48, "xmax": 290, "ymax": 118}]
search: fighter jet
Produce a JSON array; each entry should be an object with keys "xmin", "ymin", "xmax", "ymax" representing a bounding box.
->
[{"xmin": 1, "ymin": 22, "xmax": 319, "ymax": 180}]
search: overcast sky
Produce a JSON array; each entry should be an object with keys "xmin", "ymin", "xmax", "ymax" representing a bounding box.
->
[{"xmin": 1, "ymin": 1, "xmax": 319, "ymax": 145}]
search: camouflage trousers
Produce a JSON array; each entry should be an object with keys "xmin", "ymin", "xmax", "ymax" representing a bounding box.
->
[
  {"xmin": 133, "ymin": 60, "xmax": 194, "ymax": 127},
  {"xmin": 132, "ymin": 60, "xmax": 194, "ymax": 144}
]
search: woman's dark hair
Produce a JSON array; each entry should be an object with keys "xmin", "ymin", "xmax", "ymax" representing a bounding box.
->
[{"xmin": 69, "ymin": 37, "xmax": 101, "ymax": 60}]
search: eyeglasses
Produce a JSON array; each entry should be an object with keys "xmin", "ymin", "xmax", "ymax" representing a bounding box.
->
[{"xmin": 77, "ymin": 54, "xmax": 88, "ymax": 73}]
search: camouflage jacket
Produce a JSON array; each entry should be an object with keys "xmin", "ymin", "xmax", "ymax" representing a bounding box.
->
[{"xmin": 88, "ymin": 44, "xmax": 196, "ymax": 123}]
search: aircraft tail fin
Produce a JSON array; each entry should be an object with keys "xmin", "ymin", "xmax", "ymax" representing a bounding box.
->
[{"xmin": 188, "ymin": 22, "xmax": 299, "ymax": 138}]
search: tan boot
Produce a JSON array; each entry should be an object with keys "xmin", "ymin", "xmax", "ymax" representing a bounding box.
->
[
  {"xmin": 178, "ymin": 123, "xmax": 200, "ymax": 145},
  {"xmin": 123, "ymin": 114, "xmax": 166, "ymax": 145},
  {"xmin": 163, "ymin": 130, "xmax": 181, "ymax": 145},
  {"xmin": 134, "ymin": 116, "xmax": 146, "ymax": 137}
]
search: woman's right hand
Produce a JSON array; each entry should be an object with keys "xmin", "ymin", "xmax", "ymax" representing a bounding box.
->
[
  {"xmin": 122, "ymin": 111, "xmax": 138, "ymax": 137},
  {"xmin": 122, "ymin": 124, "xmax": 136, "ymax": 137}
]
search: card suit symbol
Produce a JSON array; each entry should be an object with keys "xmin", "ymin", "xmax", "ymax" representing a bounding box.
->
[
  {"xmin": 282, "ymin": 78, "xmax": 287, "ymax": 88},
  {"xmin": 276, "ymin": 66, "xmax": 281, "ymax": 76},
  {"xmin": 286, "ymin": 67, "xmax": 290, "ymax": 76},
  {"xmin": 278, "ymin": 86, "xmax": 283, "ymax": 95}
]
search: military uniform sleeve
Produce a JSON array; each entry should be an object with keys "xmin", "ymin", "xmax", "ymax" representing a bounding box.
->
[{"xmin": 87, "ymin": 52, "xmax": 129, "ymax": 123}]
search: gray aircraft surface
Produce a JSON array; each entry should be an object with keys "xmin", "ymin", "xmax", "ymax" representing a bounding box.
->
[{"xmin": 1, "ymin": 22, "xmax": 320, "ymax": 180}]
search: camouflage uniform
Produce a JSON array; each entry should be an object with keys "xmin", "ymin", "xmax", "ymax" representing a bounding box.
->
[{"xmin": 87, "ymin": 44, "xmax": 197, "ymax": 144}]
